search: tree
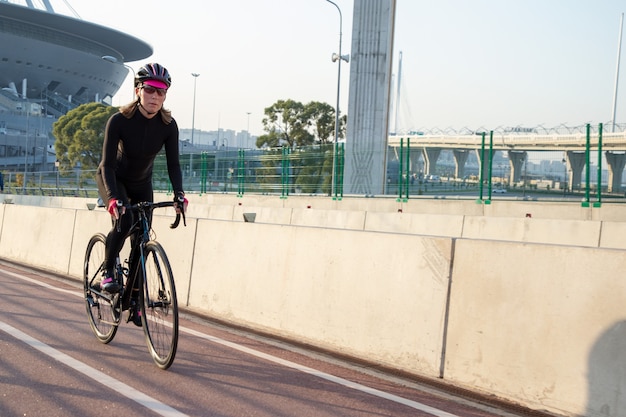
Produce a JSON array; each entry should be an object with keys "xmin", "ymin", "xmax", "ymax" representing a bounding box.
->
[
  {"xmin": 254, "ymin": 99, "xmax": 345, "ymax": 194},
  {"xmin": 52, "ymin": 102, "xmax": 118, "ymax": 173},
  {"xmin": 303, "ymin": 101, "xmax": 336, "ymax": 144},
  {"xmin": 256, "ymin": 99, "xmax": 314, "ymax": 149}
]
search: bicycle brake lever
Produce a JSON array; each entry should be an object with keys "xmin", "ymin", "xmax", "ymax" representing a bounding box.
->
[
  {"xmin": 170, "ymin": 213, "xmax": 181, "ymax": 229},
  {"xmin": 114, "ymin": 200, "xmax": 123, "ymax": 232},
  {"xmin": 169, "ymin": 209, "xmax": 187, "ymax": 229}
]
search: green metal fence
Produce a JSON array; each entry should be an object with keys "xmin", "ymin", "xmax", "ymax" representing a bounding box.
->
[
  {"xmin": 2, "ymin": 129, "xmax": 625, "ymax": 203},
  {"xmin": 391, "ymin": 123, "xmax": 626, "ymax": 204}
]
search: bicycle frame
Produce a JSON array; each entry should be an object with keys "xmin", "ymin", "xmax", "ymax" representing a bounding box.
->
[
  {"xmin": 119, "ymin": 205, "xmax": 151, "ymax": 312},
  {"xmin": 88, "ymin": 201, "xmax": 184, "ymax": 312}
]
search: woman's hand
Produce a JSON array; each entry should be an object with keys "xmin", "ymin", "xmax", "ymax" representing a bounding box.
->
[
  {"xmin": 174, "ymin": 192, "xmax": 188, "ymax": 214},
  {"xmin": 107, "ymin": 199, "xmax": 126, "ymax": 220}
]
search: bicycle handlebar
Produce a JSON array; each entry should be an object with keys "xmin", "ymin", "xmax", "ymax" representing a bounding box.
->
[{"xmin": 115, "ymin": 200, "xmax": 187, "ymax": 232}]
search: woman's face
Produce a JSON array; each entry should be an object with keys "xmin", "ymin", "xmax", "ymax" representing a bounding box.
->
[{"xmin": 137, "ymin": 84, "xmax": 167, "ymax": 115}]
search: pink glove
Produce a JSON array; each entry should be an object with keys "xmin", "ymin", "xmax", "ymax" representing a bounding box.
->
[
  {"xmin": 107, "ymin": 199, "xmax": 125, "ymax": 220},
  {"xmin": 175, "ymin": 197, "xmax": 188, "ymax": 214}
]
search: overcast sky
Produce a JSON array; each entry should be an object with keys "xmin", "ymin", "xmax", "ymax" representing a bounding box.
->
[{"xmin": 24, "ymin": 1, "xmax": 626, "ymax": 136}]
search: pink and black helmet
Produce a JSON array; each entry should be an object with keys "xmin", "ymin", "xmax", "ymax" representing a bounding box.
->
[{"xmin": 135, "ymin": 63, "xmax": 172, "ymax": 89}]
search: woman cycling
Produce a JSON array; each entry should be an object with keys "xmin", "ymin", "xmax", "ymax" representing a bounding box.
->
[{"xmin": 95, "ymin": 63, "xmax": 187, "ymax": 297}]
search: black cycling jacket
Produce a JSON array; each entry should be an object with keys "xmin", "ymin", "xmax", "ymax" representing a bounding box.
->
[{"xmin": 98, "ymin": 110, "xmax": 184, "ymax": 201}]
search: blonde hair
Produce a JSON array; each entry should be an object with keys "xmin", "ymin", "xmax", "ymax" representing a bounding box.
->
[{"xmin": 119, "ymin": 99, "xmax": 172, "ymax": 124}]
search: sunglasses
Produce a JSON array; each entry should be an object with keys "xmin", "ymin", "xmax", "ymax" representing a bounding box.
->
[{"xmin": 141, "ymin": 85, "xmax": 167, "ymax": 97}]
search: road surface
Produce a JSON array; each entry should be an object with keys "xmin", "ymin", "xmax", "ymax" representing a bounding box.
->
[{"xmin": 0, "ymin": 262, "xmax": 540, "ymax": 417}]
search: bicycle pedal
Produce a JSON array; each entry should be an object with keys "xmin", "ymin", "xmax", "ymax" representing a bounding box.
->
[{"xmin": 86, "ymin": 295, "xmax": 97, "ymax": 308}]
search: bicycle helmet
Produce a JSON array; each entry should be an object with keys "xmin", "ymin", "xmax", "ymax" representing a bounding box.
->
[{"xmin": 135, "ymin": 63, "xmax": 172, "ymax": 89}]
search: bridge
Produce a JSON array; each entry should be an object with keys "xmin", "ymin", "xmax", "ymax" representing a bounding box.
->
[{"xmin": 388, "ymin": 127, "xmax": 626, "ymax": 192}]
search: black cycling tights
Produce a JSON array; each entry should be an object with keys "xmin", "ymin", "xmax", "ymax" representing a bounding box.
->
[{"xmin": 96, "ymin": 170, "xmax": 153, "ymax": 276}]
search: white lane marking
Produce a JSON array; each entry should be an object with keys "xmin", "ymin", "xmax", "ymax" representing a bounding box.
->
[
  {"xmin": 3, "ymin": 268, "xmax": 459, "ymax": 417},
  {"xmin": 0, "ymin": 320, "xmax": 188, "ymax": 417},
  {"xmin": 181, "ymin": 325, "xmax": 459, "ymax": 417},
  {"xmin": 2, "ymin": 269, "xmax": 84, "ymax": 298}
]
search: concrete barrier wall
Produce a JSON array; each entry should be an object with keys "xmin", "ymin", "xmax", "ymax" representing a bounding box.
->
[
  {"xmin": 446, "ymin": 239, "xmax": 626, "ymax": 416},
  {"xmin": 2, "ymin": 196, "xmax": 626, "ymax": 416},
  {"xmin": 461, "ymin": 216, "xmax": 603, "ymax": 247},
  {"xmin": 0, "ymin": 204, "xmax": 77, "ymax": 274},
  {"xmin": 185, "ymin": 220, "xmax": 452, "ymax": 377}
]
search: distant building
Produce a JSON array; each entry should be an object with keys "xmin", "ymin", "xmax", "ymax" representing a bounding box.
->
[{"xmin": 0, "ymin": 1, "xmax": 151, "ymax": 170}]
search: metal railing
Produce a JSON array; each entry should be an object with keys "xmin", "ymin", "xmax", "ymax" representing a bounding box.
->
[{"xmin": 2, "ymin": 130, "xmax": 625, "ymax": 205}]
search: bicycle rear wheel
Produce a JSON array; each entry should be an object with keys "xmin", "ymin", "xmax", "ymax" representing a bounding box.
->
[
  {"xmin": 84, "ymin": 233, "xmax": 119, "ymax": 343},
  {"xmin": 140, "ymin": 241, "xmax": 178, "ymax": 369}
]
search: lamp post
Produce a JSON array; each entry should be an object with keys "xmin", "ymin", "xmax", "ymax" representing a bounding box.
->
[
  {"xmin": 101, "ymin": 56, "xmax": 135, "ymax": 101},
  {"xmin": 191, "ymin": 73, "xmax": 200, "ymax": 145},
  {"xmin": 611, "ymin": 13, "xmax": 624, "ymax": 133},
  {"xmin": 22, "ymin": 96, "xmax": 29, "ymax": 192},
  {"xmin": 325, "ymin": 0, "xmax": 349, "ymax": 197}
]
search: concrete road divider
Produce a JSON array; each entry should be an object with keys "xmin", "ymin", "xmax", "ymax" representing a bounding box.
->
[{"xmin": 1, "ymin": 196, "xmax": 625, "ymax": 417}]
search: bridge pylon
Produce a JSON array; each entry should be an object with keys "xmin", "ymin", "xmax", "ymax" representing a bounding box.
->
[
  {"xmin": 423, "ymin": 148, "xmax": 441, "ymax": 176},
  {"xmin": 605, "ymin": 151, "xmax": 626, "ymax": 193},
  {"xmin": 507, "ymin": 151, "xmax": 527, "ymax": 184},
  {"xmin": 565, "ymin": 151, "xmax": 586, "ymax": 190},
  {"xmin": 453, "ymin": 150, "xmax": 469, "ymax": 179}
]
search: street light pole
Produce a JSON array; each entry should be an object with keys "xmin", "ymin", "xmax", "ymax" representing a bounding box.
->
[
  {"xmin": 191, "ymin": 73, "xmax": 200, "ymax": 145},
  {"xmin": 325, "ymin": 0, "xmax": 349, "ymax": 197},
  {"xmin": 22, "ymin": 96, "xmax": 29, "ymax": 192},
  {"xmin": 611, "ymin": 12, "xmax": 624, "ymax": 133}
]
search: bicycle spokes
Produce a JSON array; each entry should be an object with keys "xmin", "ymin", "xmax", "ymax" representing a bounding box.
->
[{"xmin": 141, "ymin": 241, "xmax": 178, "ymax": 370}]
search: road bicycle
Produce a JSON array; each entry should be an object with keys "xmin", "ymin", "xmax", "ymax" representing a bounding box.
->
[{"xmin": 83, "ymin": 200, "xmax": 185, "ymax": 370}]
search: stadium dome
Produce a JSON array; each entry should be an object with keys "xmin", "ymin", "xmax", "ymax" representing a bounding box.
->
[
  {"xmin": 0, "ymin": 0, "xmax": 152, "ymax": 171},
  {"xmin": 0, "ymin": 0, "xmax": 152, "ymax": 116}
]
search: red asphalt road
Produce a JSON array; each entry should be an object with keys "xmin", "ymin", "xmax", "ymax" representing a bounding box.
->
[{"xmin": 0, "ymin": 262, "xmax": 522, "ymax": 417}]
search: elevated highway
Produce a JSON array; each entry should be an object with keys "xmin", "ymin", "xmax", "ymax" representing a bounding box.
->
[
  {"xmin": 388, "ymin": 130, "xmax": 626, "ymax": 150},
  {"xmin": 388, "ymin": 129, "xmax": 626, "ymax": 192}
]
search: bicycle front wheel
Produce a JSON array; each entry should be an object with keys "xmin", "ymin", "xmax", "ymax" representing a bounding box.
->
[
  {"xmin": 140, "ymin": 241, "xmax": 178, "ymax": 370},
  {"xmin": 84, "ymin": 233, "xmax": 119, "ymax": 344}
]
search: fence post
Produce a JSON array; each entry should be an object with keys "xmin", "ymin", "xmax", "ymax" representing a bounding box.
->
[
  {"xmin": 397, "ymin": 138, "xmax": 404, "ymax": 201},
  {"xmin": 405, "ymin": 138, "xmax": 410, "ymax": 200},
  {"xmin": 281, "ymin": 146, "xmax": 290, "ymax": 199},
  {"xmin": 200, "ymin": 152, "xmax": 208, "ymax": 195},
  {"xmin": 477, "ymin": 132, "xmax": 486, "ymax": 203},
  {"xmin": 594, "ymin": 123, "xmax": 603, "ymax": 207},
  {"xmin": 485, "ymin": 131, "xmax": 494, "ymax": 204},
  {"xmin": 333, "ymin": 142, "xmax": 344, "ymax": 200},
  {"xmin": 237, "ymin": 149, "xmax": 245, "ymax": 197}
]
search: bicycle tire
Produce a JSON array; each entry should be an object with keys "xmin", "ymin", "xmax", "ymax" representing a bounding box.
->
[
  {"xmin": 84, "ymin": 233, "xmax": 119, "ymax": 343},
  {"xmin": 140, "ymin": 241, "xmax": 178, "ymax": 369}
]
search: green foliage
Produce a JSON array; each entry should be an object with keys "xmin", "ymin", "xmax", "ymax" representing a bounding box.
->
[
  {"xmin": 303, "ymin": 101, "xmax": 335, "ymax": 144},
  {"xmin": 52, "ymin": 102, "xmax": 118, "ymax": 173},
  {"xmin": 256, "ymin": 99, "xmax": 346, "ymax": 149},
  {"xmin": 255, "ymin": 149, "xmax": 282, "ymax": 192},
  {"xmin": 294, "ymin": 144, "xmax": 333, "ymax": 193}
]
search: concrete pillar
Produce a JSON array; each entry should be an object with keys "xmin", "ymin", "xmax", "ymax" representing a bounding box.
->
[
  {"xmin": 422, "ymin": 148, "xmax": 441, "ymax": 176},
  {"xmin": 409, "ymin": 150, "xmax": 423, "ymax": 176},
  {"xmin": 344, "ymin": 0, "xmax": 397, "ymax": 195},
  {"xmin": 453, "ymin": 149, "xmax": 469, "ymax": 179},
  {"xmin": 604, "ymin": 151, "xmax": 626, "ymax": 193},
  {"xmin": 567, "ymin": 151, "xmax": 586, "ymax": 190},
  {"xmin": 507, "ymin": 150, "xmax": 527, "ymax": 184}
]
